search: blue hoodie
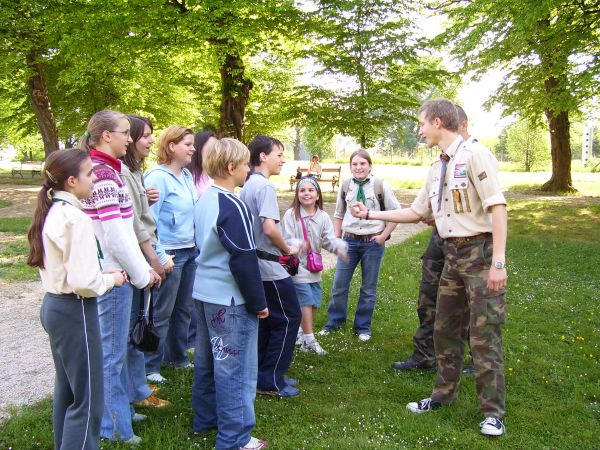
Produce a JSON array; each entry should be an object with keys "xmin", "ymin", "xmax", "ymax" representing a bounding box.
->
[{"xmin": 144, "ymin": 165, "xmax": 198, "ymax": 250}]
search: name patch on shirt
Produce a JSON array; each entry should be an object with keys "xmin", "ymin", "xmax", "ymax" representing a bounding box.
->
[
  {"xmin": 478, "ymin": 171, "xmax": 488, "ymax": 181},
  {"xmin": 454, "ymin": 164, "xmax": 467, "ymax": 178}
]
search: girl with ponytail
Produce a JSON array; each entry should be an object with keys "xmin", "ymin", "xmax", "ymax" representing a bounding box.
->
[{"xmin": 28, "ymin": 149, "xmax": 126, "ymax": 450}]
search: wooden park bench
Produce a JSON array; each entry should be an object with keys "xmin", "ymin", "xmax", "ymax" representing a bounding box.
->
[
  {"xmin": 289, "ymin": 165, "xmax": 342, "ymax": 192},
  {"xmin": 11, "ymin": 160, "xmax": 44, "ymax": 178}
]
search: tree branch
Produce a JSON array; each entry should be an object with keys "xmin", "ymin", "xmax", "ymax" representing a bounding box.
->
[{"xmin": 165, "ymin": 0, "xmax": 188, "ymax": 14}]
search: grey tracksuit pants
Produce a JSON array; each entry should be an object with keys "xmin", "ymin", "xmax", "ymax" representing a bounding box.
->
[{"xmin": 40, "ymin": 293, "xmax": 104, "ymax": 450}]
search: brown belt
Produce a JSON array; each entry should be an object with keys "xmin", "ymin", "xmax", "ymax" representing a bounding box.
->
[
  {"xmin": 344, "ymin": 232, "xmax": 380, "ymax": 242},
  {"xmin": 445, "ymin": 232, "xmax": 491, "ymax": 245}
]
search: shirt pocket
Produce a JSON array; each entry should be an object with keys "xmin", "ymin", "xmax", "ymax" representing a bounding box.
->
[
  {"xmin": 449, "ymin": 177, "xmax": 471, "ymax": 213},
  {"xmin": 428, "ymin": 182, "xmax": 440, "ymax": 206},
  {"xmin": 364, "ymin": 193, "xmax": 379, "ymax": 210}
]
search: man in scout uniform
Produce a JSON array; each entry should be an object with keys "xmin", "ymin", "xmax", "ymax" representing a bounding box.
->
[
  {"xmin": 391, "ymin": 105, "xmax": 479, "ymax": 374},
  {"xmin": 352, "ymin": 98, "xmax": 508, "ymax": 436}
]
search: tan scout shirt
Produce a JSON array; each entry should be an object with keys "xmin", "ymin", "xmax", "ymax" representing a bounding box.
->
[
  {"xmin": 40, "ymin": 191, "xmax": 115, "ymax": 297},
  {"xmin": 333, "ymin": 176, "xmax": 400, "ymax": 235},
  {"xmin": 411, "ymin": 136, "xmax": 506, "ymax": 239}
]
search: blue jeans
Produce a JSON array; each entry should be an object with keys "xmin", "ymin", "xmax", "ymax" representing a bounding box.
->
[
  {"xmin": 192, "ymin": 301, "xmax": 259, "ymax": 450},
  {"xmin": 324, "ymin": 237, "xmax": 385, "ymax": 335},
  {"xmin": 188, "ymin": 303, "xmax": 198, "ymax": 349},
  {"xmin": 145, "ymin": 247, "xmax": 198, "ymax": 374},
  {"xmin": 127, "ymin": 287, "xmax": 152, "ymax": 402},
  {"xmin": 97, "ymin": 282, "xmax": 135, "ymax": 441}
]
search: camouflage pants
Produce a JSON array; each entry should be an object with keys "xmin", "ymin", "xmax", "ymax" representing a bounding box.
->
[
  {"xmin": 430, "ymin": 235, "xmax": 506, "ymax": 418},
  {"xmin": 411, "ymin": 228, "xmax": 445, "ymax": 366}
]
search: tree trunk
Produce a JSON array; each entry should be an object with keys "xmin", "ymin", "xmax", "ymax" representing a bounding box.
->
[
  {"xmin": 542, "ymin": 108, "xmax": 573, "ymax": 192},
  {"xmin": 26, "ymin": 51, "xmax": 59, "ymax": 157},
  {"xmin": 219, "ymin": 52, "xmax": 253, "ymax": 141},
  {"xmin": 293, "ymin": 125, "xmax": 302, "ymax": 160},
  {"xmin": 538, "ymin": 40, "xmax": 574, "ymax": 192}
]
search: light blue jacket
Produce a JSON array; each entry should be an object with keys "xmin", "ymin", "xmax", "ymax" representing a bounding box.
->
[{"xmin": 144, "ymin": 165, "xmax": 197, "ymax": 250}]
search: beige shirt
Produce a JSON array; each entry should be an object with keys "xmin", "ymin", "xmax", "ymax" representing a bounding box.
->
[
  {"xmin": 121, "ymin": 165, "xmax": 156, "ymax": 246},
  {"xmin": 40, "ymin": 191, "xmax": 115, "ymax": 297},
  {"xmin": 334, "ymin": 176, "xmax": 400, "ymax": 235},
  {"xmin": 411, "ymin": 136, "xmax": 506, "ymax": 239}
]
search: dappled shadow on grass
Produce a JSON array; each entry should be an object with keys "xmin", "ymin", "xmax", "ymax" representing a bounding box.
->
[
  {"xmin": 1, "ymin": 202, "xmax": 599, "ymax": 448},
  {"xmin": 509, "ymin": 199, "xmax": 600, "ymax": 243}
]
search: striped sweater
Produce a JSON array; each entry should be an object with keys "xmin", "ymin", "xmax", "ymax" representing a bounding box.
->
[{"xmin": 80, "ymin": 149, "xmax": 151, "ymax": 289}]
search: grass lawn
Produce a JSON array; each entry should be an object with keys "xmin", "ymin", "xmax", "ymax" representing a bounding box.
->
[
  {"xmin": 273, "ymin": 163, "xmax": 600, "ymax": 196},
  {"xmin": 0, "ymin": 217, "xmax": 37, "ymax": 282},
  {"xmin": 1, "ymin": 197, "xmax": 599, "ymax": 449}
]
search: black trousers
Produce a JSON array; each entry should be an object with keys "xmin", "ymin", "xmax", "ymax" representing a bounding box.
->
[{"xmin": 256, "ymin": 278, "xmax": 301, "ymax": 392}]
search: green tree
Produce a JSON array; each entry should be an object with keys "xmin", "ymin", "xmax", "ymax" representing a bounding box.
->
[
  {"xmin": 165, "ymin": 0, "xmax": 303, "ymax": 141},
  {"xmin": 432, "ymin": 0, "xmax": 600, "ymax": 191},
  {"xmin": 305, "ymin": 0, "xmax": 449, "ymax": 148},
  {"xmin": 0, "ymin": 0, "xmax": 217, "ymax": 153},
  {"xmin": 303, "ymin": 125, "xmax": 335, "ymax": 161},
  {"xmin": 495, "ymin": 128, "xmax": 509, "ymax": 162},
  {"xmin": 0, "ymin": 0, "xmax": 61, "ymax": 155},
  {"xmin": 506, "ymin": 119, "xmax": 550, "ymax": 171}
]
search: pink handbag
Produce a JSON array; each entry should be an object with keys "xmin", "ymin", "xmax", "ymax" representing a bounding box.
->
[{"xmin": 300, "ymin": 216, "xmax": 323, "ymax": 273}]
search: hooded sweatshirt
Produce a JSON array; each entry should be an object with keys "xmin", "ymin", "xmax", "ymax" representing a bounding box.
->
[{"xmin": 144, "ymin": 164, "xmax": 197, "ymax": 250}]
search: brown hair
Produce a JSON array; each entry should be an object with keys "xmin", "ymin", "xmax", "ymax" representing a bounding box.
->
[
  {"xmin": 455, "ymin": 105, "xmax": 468, "ymax": 124},
  {"xmin": 123, "ymin": 115, "xmax": 153, "ymax": 172},
  {"xmin": 291, "ymin": 177, "xmax": 323, "ymax": 219},
  {"xmin": 349, "ymin": 148, "xmax": 372, "ymax": 166},
  {"xmin": 418, "ymin": 99, "xmax": 459, "ymax": 132},
  {"xmin": 189, "ymin": 131, "xmax": 217, "ymax": 183},
  {"xmin": 27, "ymin": 149, "xmax": 91, "ymax": 269},
  {"xmin": 203, "ymin": 138, "xmax": 249, "ymax": 179},
  {"xmin": 79, "ymin": 110, "xmax": 128, "ymax": 151},
  {"xmin": 248, "ymin": 135, "xmax": 282, "ymax": 169},
  {"xmin": 156, "ymin": 125, "xmax": 194, "ymax": 165}
]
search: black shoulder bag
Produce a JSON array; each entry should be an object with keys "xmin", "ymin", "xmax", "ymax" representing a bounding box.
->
[{"xmin": 131, "ymin": 287, "xmax": 160, "ymax": 353}]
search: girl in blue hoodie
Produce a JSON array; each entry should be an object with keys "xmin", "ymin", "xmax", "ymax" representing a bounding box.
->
[{"xmin": 144, "ymin": 125, "xmax": 198, "ymax": 383}]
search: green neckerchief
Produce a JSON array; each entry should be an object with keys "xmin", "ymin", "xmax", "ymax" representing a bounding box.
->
[
  {"xmin": 52, "ymin": 197, "xmax": 104, "ymax": 269},
  {"xmin": 353, "ymin": 178, "xmax": 370, "ymax": 205}
]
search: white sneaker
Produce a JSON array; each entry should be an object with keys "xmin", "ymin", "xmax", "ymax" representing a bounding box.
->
[
  {"xmin": 177, "ymin": 361, "xmax": 194, "ymax": 369},
  {"xmin": 132, "ymin": 413, "xmax": 147, "ymax": 422},
  {"xmin": 300, "ymin": 339, "xmax": 328, "ymax": 355},
  {"xmin": 480, "ymin": 417, "xmax": 505, "ymax": 436},
  {"xmin": 295, "ymin": 329, "xmax": 304, "ymax": 346},
  {"xmin": 406, "ymin": 397, "xmax": 441, "ymax": 414},
  {"xmin": 317, "ymin": 329, "xmax": 330, "ymax": 336},
  {"xmin": 146, "ymin": 372, "xmax": 167, "ymax": 383},
  {"xmin": 240, "ymin": 436, "xmax": 268, "ymax": 449},
  {"xmin": 358, "ymin": 333, "xmax": 371, "ymax": 342},
  {"xmin": 124, "ymin": 434, "xmax": 142, "ymax": 445}
]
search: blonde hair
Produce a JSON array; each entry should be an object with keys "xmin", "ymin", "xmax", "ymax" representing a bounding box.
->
[
  {"xmin": 203, "ymin": 138, "xmax": 249, "ymax": 179},
  {"xmin": 156, "ymin": 125, "xmax": 194, "ymax": 165},
  {"xmin": 79, "ymin": 110, "xmax": 128, "ymax": 151}
]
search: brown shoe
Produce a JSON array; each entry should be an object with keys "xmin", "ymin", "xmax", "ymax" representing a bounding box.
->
[
  {"xmin": 133, "ymin": 393, "xmax": 171, "ymax": 409},
  {"xmin": 148, "ymin": 384, "xmax": 161, "ymax": 394}
]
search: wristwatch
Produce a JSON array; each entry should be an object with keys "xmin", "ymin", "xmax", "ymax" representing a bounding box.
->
[{"xmin": 493, "ymin": 260, "xmax": 506, "ymax": 269}]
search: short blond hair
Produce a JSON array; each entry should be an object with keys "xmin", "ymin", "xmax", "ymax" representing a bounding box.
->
[
  {"xmin": 203, "ymin": 138, "xmax": 249, "ymax": 179},
  {"xmin": 156, "ymin": 125, "xmax": 194, "ymax": 165}
]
